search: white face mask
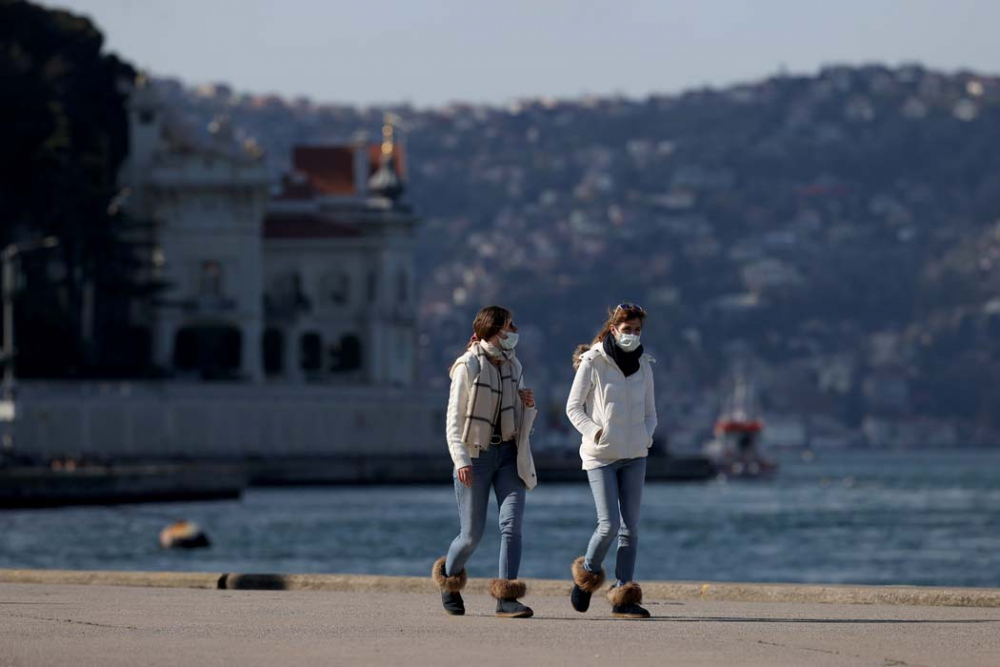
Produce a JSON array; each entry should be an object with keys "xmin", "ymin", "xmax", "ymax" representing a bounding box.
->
[
  {"xmin": 615, "ymin": 332, "xmax": 641, "ymax": 352},
  {"xmin": 499, "ymin": 332, "xmax": 519, "ymax": 350}
]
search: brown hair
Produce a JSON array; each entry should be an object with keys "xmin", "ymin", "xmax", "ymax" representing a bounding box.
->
[
  {"xmin": 573, "ymin": 304, "xmax": 646, "ymax": 368},
  {"xmin": 470, "ymin": 305, "xmax": 513, "ymax": 348}
]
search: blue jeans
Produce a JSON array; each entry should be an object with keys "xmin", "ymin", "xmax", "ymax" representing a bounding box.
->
[
  {"xmin": 445, "ymin": 441, "xmax": 526, "ymax": 580},
  {"xmin": 583, "ymin": 456, "xmax": 647, "ymax": 586}
]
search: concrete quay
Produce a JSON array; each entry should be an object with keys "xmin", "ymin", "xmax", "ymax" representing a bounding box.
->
[
  {"xmin": 3, "ymin": 568, "xmax": 1000, "ymax": 608},
  {"xmin": 2, "ymin": 580, "xmax": 999, "ymax": 666},
  {"xmin": 2, "ymin": 570, "xmax": 1000, "ymax": 665}
]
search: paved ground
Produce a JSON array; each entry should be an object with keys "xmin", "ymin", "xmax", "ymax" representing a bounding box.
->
[{"xmin": 1, "ymin": 583, "xmax": 998, "ymax": 666}]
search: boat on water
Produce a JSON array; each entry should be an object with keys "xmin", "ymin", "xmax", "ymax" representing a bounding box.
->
[{"xmin": 702, "ymin": 374, "xmax": 778, "ymax": 479}]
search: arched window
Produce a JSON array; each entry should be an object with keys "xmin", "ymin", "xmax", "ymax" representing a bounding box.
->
[
  {"xmin": 263, "ymin": 329, "xmax": 284, "ymax": 375},
  {"xmin": 174, "ymin": 325, "xmax": 241, "ymax": 379},
  {"xmin": 340, "ymin": 334, "xmax": 362, "ymax": 371},
  {"xmin": 329, "ymin": 334, "xmax": 363, "ymax": 372}
]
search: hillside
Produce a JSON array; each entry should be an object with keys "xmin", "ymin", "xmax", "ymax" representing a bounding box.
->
[{"xmin": 153, "ymin": 65, "xmax": 1000, "ymax": 447}]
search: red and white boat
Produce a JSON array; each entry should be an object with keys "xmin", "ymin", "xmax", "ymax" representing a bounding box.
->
[{"xmin": 703, "ymin": 375, "xmax": 778, "ymax": 478}]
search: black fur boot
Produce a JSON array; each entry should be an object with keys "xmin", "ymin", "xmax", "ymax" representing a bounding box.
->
[
  {"xmin": 432, "ymin": 556, "xmax": 467, "ymax": 616},
  {"xmin": 608, "ymin": 582, "xmax": 651, "ymax": 619},
  {"xmin": 570, "ymin": 556, "xmax": 606, "ymax": 613},
  {"xmin": 441, "ymin": 590, "xmax": 465, "ymax": 616},
  {"xmin": 490, "ymin": 579, "xmax": 533, "ymax": 618},
  {"xmin": 495, "ymin": 598, "xmax": 533, "ymax": 618}
]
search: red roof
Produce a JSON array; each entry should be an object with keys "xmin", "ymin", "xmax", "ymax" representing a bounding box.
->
[
  {"xmin": 277, "ymin": 144, "xmax": 408, "ymax": 200},
  {"xmin": 292, "ymin": 146, "xmax": 356, "ymax": 195},
  {"xmin": 263, "ymin": 214, "xmax": 361, "ymax": 239}
]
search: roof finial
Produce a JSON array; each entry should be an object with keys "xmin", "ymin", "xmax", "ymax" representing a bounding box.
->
[
  {"xmin": 369, "ymin": 113, "xmax": 404, "ymax": 202},
  {"xmin": 381, "ymin": 113, "xmax": 395, "ymax": 156}
]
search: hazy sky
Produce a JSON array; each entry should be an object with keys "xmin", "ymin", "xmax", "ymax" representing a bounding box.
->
[{"xmin": 48, "ymin": 0, "xmax": 1000, "ymax": 108}]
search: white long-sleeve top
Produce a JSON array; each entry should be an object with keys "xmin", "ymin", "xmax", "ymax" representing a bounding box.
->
[{"xmin": 565, "ymin": 343, "xmax": 657, "ymax": 470}]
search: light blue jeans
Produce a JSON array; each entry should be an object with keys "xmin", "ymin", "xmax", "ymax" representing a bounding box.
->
[
  {"xmin": 445, "ymin": 441, "xmax": 526, "ymax": 580},
  {"xmin": 583, "ymin": 456, "xmax": 647, "ymax": 586}
]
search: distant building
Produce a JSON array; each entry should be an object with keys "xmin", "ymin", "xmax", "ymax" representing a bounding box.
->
[{"xmin": 122, "ymin": 79, "xmax": 417, "ymax": 386}]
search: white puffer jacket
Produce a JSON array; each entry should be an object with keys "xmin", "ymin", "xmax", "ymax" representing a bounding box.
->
[{"xmin": 565, "ymin": 342, "xmax": 657, "ymax": 470}]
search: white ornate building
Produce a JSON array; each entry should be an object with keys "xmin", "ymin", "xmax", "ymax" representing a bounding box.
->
[
  {"xmin": 122, "ymin": 80, "xmax": 418, "ymax": 387},
  {"xmin": 12, "ymin": 82, "xmax": 435, "ymax": 472}
]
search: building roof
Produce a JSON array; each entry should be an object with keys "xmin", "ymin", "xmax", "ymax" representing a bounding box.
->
[
  {"xmin": 277, "ymin": 144, "xmax": 409, "ymax": 200},
  {"xmin": 292, "ymin": 146, "xmax": 356, "ymax": 195},
  {"xmin": 263, "ymin": 214, "xmax": 362, "ymax": 239}
]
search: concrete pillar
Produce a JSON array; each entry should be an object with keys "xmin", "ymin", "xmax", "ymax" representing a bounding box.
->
[
  {"xmin": 283, "ymin": 326, "xmax": 303, "ymax": 383},
  {"xmin": 242, "ymin": 319, "xmax": 263, "ymax": 384},
  {"xmin": 153, "ymin": 317, "xmax": 178, "ymax": 374}
]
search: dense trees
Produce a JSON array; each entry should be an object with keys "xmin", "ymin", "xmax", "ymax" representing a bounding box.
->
[{"xmin": 0, "ymin": 0, "xmax": 154, "ymax": 377}]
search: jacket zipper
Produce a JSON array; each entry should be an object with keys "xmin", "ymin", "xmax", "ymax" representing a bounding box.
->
[
  {"xmin": 599, "ymin": 351, "xmax": 629, "ymax": 441},
  {"xmin": 599, "ymin": 351, "xmax": 643, "ymax": 448}
]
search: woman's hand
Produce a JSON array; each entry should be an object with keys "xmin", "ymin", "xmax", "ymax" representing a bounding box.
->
[
  {"xmin": 457, "ymin": 466, "xmax": 473, "ymax": 487},
  {"xmin": 518, "ymin": 389, "xmax": 535, "ymax": 408}
]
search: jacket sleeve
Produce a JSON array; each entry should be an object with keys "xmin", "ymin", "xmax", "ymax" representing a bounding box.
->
[
  {"xmin": 566, "ymin": 357, "xmax": 602, "ymax": 444},
  {"xmin": 446, "ymin": 362, "xmax": 473, "ymax": 469},
  {"xmin": 644, "ymin": 365, "xmax": 658, "ymax": 442}
]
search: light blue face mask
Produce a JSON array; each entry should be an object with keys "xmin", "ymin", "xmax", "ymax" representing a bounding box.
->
[
  {"xmin": 615, "ymin": 332, "xmax": 641, "ymax": 352},
  {"xmin": 499, "ymin": 332, "xmax": 519, "ymax": 350}
]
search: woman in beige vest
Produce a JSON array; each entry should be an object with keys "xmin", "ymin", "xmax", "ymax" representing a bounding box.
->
[{"xmin": 432, "ymin": 305, "xmax": 537, "ymax": 618}]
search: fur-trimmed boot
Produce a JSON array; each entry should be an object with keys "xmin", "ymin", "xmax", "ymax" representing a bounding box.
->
[
  {"xmin": 570, "ymin": 556, "xmax": 606, "ymax": 613},
  {"xmin": 607, "ymin": 582, "xmax": 650, "ymax": 619},
  {"xmin": 489, "ymin": 579, "xmax": 533, "ymax": 618},
  {"xmin": 432, "ymin": 556, "xmax": 467, "ymax": 616}
]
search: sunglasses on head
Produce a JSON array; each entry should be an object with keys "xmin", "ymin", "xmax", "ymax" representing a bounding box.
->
[{"xmin": 614, "ymin": 302, "xmax": 645, "ymax": 315}]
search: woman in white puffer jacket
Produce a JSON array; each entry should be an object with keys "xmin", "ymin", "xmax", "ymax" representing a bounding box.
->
[{"xmin": 565, "ymin": 302, "xmax": 656, "ymax": 619}]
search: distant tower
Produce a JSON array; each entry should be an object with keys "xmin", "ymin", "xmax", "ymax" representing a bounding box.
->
[
  {"xmin": 367, "ymin": 114, "xmax": 404, "ymax": 202},
  {"xmin": 126, "ymin": 73, "xmax": 162, "ymax": 174},
  {"xmin": 121, "ymin": 73, "xmax": 165, "ymax": 215}
]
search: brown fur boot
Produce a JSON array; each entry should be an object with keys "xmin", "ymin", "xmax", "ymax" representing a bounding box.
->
[
  {"xmin": 432, "ymin": 556, "xmax": 467, "ymax": 592},
  {"xmin": 607, "ymin": 582, "xmax": 650, "ymax": 619},
  {"xmin": 489, "ymin": 579, "xmax": 532, "ymax": 618}
]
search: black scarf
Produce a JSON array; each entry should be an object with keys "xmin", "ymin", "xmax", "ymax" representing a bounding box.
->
[{"xmin": 603, "ymin": 333, "xmax": 643, "ymax": 377}]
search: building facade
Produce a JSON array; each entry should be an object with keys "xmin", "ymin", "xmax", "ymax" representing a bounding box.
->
[{"xmin": 122, "ymin": 80, "xmax": 418, "ymax": 387}]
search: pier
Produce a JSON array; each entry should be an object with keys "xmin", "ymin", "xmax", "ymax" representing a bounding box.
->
[
  {"xmin": 0, "ymin": 463, "xmax": 245, "ymax": 508},
  {"xmin": 1, "ymin": 570, "xmax": 998, "ymax": 666}
]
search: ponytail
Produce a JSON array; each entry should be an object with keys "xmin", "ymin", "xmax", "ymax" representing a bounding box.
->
[{"xmin": 572, "ymin": 343, "xmax": 593, "ymax": 369}]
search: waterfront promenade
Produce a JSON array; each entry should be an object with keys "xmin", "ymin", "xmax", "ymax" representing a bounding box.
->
[{"xmin": 1, "ymin": 572, "xmax": 998, "ymax": 666}]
